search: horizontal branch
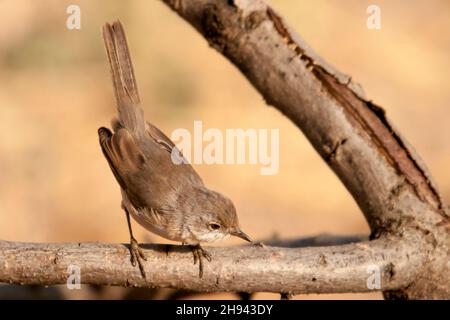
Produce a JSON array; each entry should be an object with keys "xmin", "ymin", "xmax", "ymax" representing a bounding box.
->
[
  {"xmin": 0, "ymin": 238, "xmax": 423, "ymax": 294},
  {"xmin": 265, "ymin": 233, "xmax": 367, "ymax": 248}
]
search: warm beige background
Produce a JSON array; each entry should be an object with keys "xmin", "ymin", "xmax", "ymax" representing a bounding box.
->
[{"xmin": 0, "ymin": 0, "xmax": 449, "ymax": 299}]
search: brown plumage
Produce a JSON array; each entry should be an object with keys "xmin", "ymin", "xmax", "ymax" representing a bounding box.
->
[{"xmin": 99, "ymin": 21, "xmax": 251, "ymax": 278}]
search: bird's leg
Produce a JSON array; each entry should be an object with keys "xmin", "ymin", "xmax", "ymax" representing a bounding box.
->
[
  {"xmin": 190, "ymin": 244, "xmax": 211, "ymax": 278},
  {"xmin": 123, "ymin": 206, "xmax": 147, "ymax": 279}
]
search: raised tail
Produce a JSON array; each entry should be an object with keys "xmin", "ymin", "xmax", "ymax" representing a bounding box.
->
[{"xmin": 102, "ymin": 21, "xmax": 145, "ymax": 136}]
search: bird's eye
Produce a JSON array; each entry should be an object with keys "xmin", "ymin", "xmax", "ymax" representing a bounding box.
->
[{"xmin": 209, "ymin": 223, "xmax": 221, "ymax": 230}]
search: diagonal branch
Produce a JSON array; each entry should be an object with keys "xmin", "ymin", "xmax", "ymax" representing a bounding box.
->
[
  {"xmin": 161, "ymin": 0, "xmax": 449, "ymax": 227},
  {"xmin": 0, "ymin": 238, "xmax": 423, "ymax": 294}
]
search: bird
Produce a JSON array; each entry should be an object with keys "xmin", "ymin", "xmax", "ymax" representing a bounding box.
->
[{"xmin": 98, "ymin": 20, "xmax": 252, "ymax": 278}]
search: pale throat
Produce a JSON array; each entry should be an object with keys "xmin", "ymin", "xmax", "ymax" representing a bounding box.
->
[{"xmin": 195, "ymin": 231, "xmax": 230, "ymax": 243}]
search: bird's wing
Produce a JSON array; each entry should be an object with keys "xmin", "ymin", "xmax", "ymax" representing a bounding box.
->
[
  {"xmin": 98, "ymin": 126, "xmax": 204, "ymax": 211},
  {"xmin": 98, "ymin": 127, "xmax": 149, "ymax": 208},
  {"xmin": 144, "ymin": 121, "xmax": 204, "ymax": 189},
  {"xmin": 146, "ymin": 121, "xmax": 176, "ymax": 151}
]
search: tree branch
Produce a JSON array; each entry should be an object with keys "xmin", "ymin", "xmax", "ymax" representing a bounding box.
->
[
  {"xmin": 158, "ymin": 0, "xmax": 449, "ymax": 298},
  {"xmin": 0, "ymin": 238, "xmax": 422, "ymax": 294},
  {"xmin": 265, "ymin": 233, "xmax": 367, "ymax": 248}
]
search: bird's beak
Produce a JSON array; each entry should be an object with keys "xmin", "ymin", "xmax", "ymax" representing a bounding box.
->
[{"xmin": 231, "ymin": 228, "xmax": 252, "ymax": 242}]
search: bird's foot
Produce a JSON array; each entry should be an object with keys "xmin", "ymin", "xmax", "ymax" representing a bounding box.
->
[
  {"xmin": 190, "ymin": 244, "xmax": 212, "ymax": 278},
  {"xmin": 129, "ymin": 237, "xmax": 147, "ymax": 279}
]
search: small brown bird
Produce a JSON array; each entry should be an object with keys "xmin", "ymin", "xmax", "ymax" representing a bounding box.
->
[{"xmin": 98, "ymin": 21, "xmax": 251, "ymax": 278}]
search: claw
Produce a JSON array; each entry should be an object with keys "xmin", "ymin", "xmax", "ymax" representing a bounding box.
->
[
  {"xmin": 190, "ymin": 244, "xmax": 211, "ymax": 278},
  {"xmin": 130, "ymin": 251, "xmax": 137, "ymax": 266},
  {"xmin": 193, "ymin": 250, "xmax": 198, "ymax": 265},
  {"xmin": 129, "ymin": 238, "xmax": 146, "ymax": 279},
  {"xmin": 138, "ymin": 247, "xmax": 147, "ymax": 260},
  {"xmin": 203, "ymin": 250, "xmax": 212, "ymax": 262}
]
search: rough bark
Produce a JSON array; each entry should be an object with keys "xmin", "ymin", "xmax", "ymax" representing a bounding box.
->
[
  {"xmin": 0, "ymin": 237, "xmax": 422, "ymax": 294},
  {"xmin": 158, "ymin": 0, "xmax": 449, "ymax": 299}
]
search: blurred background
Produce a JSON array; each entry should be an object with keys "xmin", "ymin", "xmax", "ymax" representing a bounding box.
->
[{"xmin": 0, "ymin": 0, "xmax": 449, "ymax": 299}]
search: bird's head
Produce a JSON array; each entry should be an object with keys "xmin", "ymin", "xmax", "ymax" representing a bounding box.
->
[{"xmin": 186, "ymin": 188, "xmax": 252, "ymax": 243}]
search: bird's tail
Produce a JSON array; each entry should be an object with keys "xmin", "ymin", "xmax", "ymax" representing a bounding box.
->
[{"xmin": 102, "ymin": 21, "xmax": 145, "ymax": 136}]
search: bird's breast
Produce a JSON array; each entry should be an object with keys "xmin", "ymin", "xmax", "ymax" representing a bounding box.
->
[{"xmin": 130, "ymin": 207, "xmax": 185, "ymax": 242}]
